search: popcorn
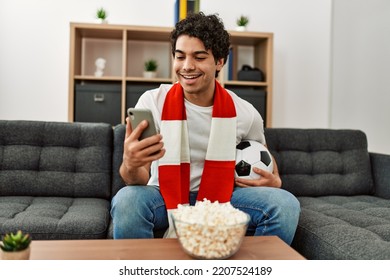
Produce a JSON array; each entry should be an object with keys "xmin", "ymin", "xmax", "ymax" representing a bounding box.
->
[{"xmin": 172, "ymin": 199, "xmax": 249, "ymax": 259}]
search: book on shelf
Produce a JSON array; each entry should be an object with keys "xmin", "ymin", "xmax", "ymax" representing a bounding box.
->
[
  {"xmin": 174, "ymin": 0, "xmax": 200, "ymax": 24},
  {"xmin": 228, "ymin": 47, "xmax": 234, "ymax": 81}
]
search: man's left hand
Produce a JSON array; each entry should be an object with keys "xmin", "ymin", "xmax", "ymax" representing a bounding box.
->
[{"xmin": 235, "ymin": 161, "xmax": 282, "ymax": 188}]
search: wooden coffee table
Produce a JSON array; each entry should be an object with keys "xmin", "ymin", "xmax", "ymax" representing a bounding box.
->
[{"xmin": 29, "ymin": 236, "xmax": 305, "ymax": 260}]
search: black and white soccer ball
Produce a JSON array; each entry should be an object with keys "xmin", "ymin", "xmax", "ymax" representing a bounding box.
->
[{"xmin": 235, "ymin": 140, "xmax": 274, "ymax": 179}]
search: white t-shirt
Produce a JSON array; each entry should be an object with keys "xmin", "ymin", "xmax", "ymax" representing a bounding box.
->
[{"xmin": 135, "ymin": 84, "xmax": 266, "ymax": 191}]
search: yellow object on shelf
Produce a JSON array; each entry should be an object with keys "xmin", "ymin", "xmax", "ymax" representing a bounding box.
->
[{"xmin": 179, "ymin": 0, "xmax": 187, "ymax": 20}]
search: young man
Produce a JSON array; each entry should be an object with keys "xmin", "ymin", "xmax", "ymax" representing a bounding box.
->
[{"xmin": 111, "ymin": 12, "xmax": 300, "ymax": 245}]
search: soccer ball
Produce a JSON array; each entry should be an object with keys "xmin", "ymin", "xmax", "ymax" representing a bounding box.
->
[{"xmin": 235, "ymin": 140, "xmax": 274, "ymax": 179}]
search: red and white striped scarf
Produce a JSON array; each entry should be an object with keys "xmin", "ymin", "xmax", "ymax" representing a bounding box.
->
[{"xmin": 159, "ymin": 81, "xmax": 237, "ymax": 237}]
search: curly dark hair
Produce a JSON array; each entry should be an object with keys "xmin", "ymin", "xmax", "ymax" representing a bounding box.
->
[{"xmin": 170, "ymin": 12, "xmax": 231, "ymax": 77}]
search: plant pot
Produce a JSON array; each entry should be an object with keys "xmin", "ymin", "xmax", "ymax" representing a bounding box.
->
[
  {"xmin": 143, "ymin": 71, "xmax": 157, "ymax": 79},
  {"xmin": 1, "ymin": 247, "xmax": 30, "ymax": 260},
  {"xmin": 96, "ymin": 18, "xmax": 108, "ymax": 24},
  {"xmin": 235, "ymin": 26, "xmax": 247, "ymax": 32}
]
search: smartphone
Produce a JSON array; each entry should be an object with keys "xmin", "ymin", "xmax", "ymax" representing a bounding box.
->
[{"xmin": 127, "ymin": 108, "xmax": 158, "ymax": 140}]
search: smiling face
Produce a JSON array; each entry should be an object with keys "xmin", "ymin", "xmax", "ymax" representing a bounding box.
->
[{"xmin": 173, "ymin": 35, "xmax": 224, "ymax": 106}]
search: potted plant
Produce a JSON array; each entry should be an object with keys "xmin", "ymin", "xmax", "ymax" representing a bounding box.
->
[
  {"xmin": 96, "ymin": 7, "xmax": 108, "ymax": 24},
  {"xmin": 236, "ymin": 15, "xmax": 249, "ymax": 31},
  {"xmin": 143, "ymin": 59, "xmax": 158, "ymax": 78},
  {"xmin": 0, "ymin": 230, "xmax": 32, "ymax": 260}
]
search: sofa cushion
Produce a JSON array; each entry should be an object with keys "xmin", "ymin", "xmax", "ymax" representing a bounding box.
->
[
  {"xmin": 265, "ymin": 128, "xmax": 374, "ymax": 196},
  {"xmin": 0, "ymin": 196, "xmax": 110, "ymax": 239},
  {"xmin": 0, "ymin": 120, "xmax": 112, "ymax": 198},
  {"xmin": 292, "ymin": 195, "xmax": 390, "ymax": 259}
]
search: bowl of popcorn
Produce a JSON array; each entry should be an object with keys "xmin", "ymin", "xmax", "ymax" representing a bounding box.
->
[{"xmin": 171, "ymin": 199, "xmax": 250, "ymax": 259}]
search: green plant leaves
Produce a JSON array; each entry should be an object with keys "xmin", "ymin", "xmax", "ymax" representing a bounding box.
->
[{"xmin": 0, "ymin": 230, "xmax": 31, "ymax": 252}]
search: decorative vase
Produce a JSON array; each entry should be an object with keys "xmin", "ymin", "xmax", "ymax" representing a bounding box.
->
[
  {"xmin": 143, "ymin": 71, "xmax": 157, "ymax": 79},
  {"xmin": 1, "ymin": 247, "xmax": 31, "ymax": 260}
]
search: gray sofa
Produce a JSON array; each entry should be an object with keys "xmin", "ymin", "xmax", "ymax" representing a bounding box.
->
[
  {"xmin": 0, "ymin": 120, "xmax": 112, "ymax": 239},
  {"xmin": 1, "ymin": 120, "xmax": 390, "ymax": 259},
  {"xmin": 265, "ymin": 128, "xmax": 390, "ymax": 259}
]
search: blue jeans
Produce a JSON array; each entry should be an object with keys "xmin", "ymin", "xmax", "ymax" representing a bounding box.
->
[{"xmin": 110, "ymin": 185, "xmax": 300, "ymax": 245}]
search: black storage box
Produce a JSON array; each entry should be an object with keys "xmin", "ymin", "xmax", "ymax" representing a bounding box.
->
[
  {"xmin": 126, "ymin": 83, "xmax": 159, "ymax": 110},
  {"xmin": 75, "ymin": 83, "xmax": 121, "ymax": 126},
  {"xmin": 125, "ymin": 83, "xmax": 161, "ymax": 121},
  {"xmin": 226, "ymin": 86, "xmax": 267, "ymax": 124},
  {"xmin": 237, "ymin": 65, "xmax": 264, "ymax": 82}
]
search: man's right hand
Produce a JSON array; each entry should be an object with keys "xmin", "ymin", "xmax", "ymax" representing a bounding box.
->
[{"xmin": 120, "ymin": 117, "xmax": 165, "ymax": 185}]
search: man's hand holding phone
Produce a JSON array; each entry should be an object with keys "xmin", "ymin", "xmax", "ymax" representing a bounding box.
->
[
  {"xmin": 127, "ymin": 108, "xmax": 158, "ymax": 140},
  {"xmin": 126, "ymin": 108, "xmax": 165, "ymax": 160},
  {"xmin": 120, "ymin": 108, "xmax": 165, "ymax": 185}
]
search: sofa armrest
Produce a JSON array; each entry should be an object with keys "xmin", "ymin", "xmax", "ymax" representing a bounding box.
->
[
  {"xmin": 112, "ymin": 124, "xmax": 126, "ymax": 197},
  {"xmin": 370, "ymin": 152, "xmax": 390, "ymax": 199}
]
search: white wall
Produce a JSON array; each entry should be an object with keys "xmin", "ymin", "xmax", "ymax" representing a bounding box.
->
[
  {"xmin": 0, "ymin": 0, "xmax": 176, "ymax": 122},
  {"xmin": 331, "ymin": 0, "xmax": 390, "ymax": 154},
  {"xmin": 0, "ymin": 0, "xmax": 388, "ymax": 153}
]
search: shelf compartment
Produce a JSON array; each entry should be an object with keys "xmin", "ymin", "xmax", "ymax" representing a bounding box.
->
[
  {"xmin": 126, "ymin": 40, "xmax": 171, "ymax": 79},
  {"xmin": 80, "ymin": 38, "xmax": 123, "ymax": 77},
  {"xmin": 225, "ymin": 45, "xmax": 270, "ymax": 84}
]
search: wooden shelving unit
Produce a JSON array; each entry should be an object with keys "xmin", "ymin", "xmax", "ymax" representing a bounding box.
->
[{"xmin": 68, "ymin": 22, "xmax": 273, "ymax": 126}]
